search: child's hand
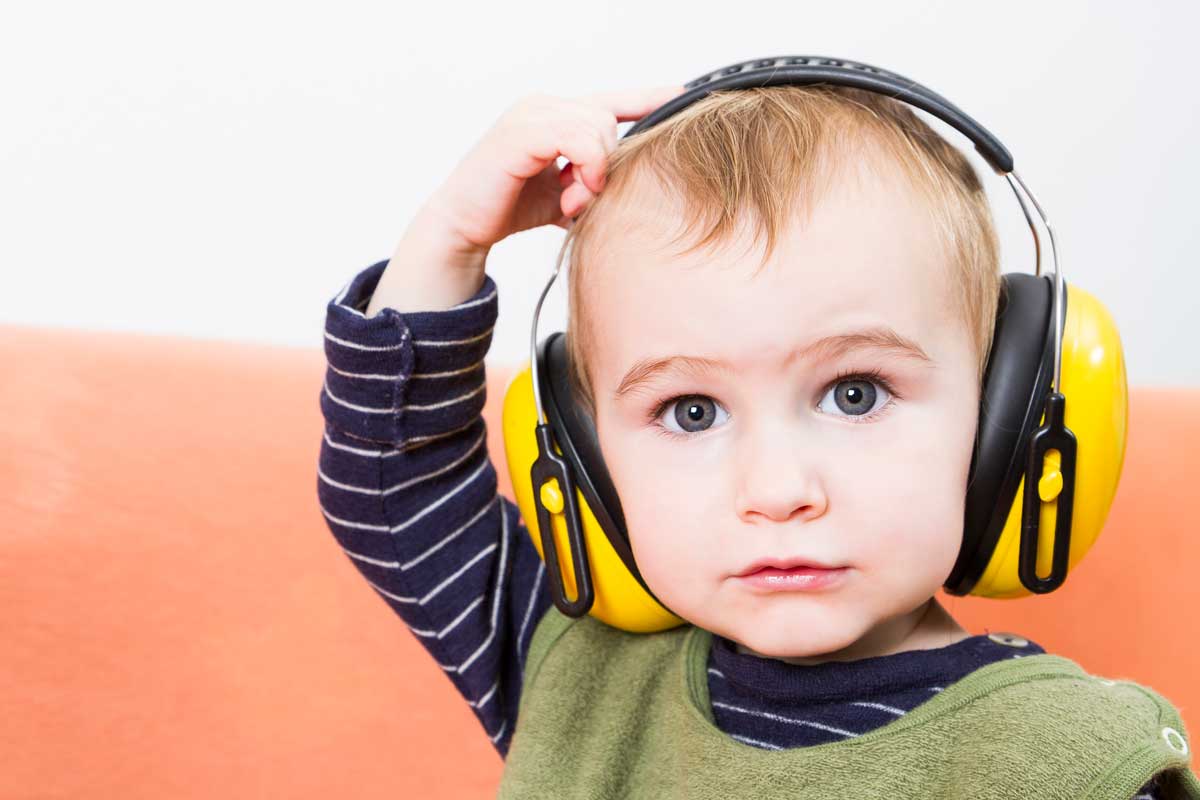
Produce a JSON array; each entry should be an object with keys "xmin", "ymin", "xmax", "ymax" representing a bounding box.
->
[
  {"xmin": 429, "ymin": 86, "xmax": 685, "ymax": 250},
  {"xmin": 370, "ymin": 85, "xmax": 686, "ymax": 315}
]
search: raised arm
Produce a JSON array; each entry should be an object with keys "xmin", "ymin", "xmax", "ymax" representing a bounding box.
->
[
  {"xmin": 317, "ymin": 257, "xmax": 551, "ymax": 757},
  {"xmin": 316, "ymin": 83, "xmax": 685, "ymax": 756}
]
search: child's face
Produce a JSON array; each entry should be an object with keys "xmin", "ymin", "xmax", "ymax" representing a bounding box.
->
[{"xmin": 584, "ymin": 160, "xmax": 982, "ymax": 660}]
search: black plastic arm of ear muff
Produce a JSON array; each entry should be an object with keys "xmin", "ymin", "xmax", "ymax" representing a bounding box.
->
[
  {"xmin": 1018, "ymin": 393, "xmax": 1078, "ymax": 594},
  {"xmin": 530, "ymin": 423, "xmax": 595, "ymax": 617}
]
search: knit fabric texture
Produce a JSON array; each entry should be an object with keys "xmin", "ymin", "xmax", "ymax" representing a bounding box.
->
[{"xmin": 498, "ymin": 608, "xmax": 1200, "ymax": 799}]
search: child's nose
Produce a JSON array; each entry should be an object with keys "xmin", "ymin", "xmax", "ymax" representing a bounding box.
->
[{"xmin": 732, "ymin": 434, "xmax": 829, "ymax": 525}]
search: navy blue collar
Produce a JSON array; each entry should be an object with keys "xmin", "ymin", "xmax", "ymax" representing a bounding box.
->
[{"xmin": 709, "ymin": 632, "xmax": 1045, "ymax": 704}]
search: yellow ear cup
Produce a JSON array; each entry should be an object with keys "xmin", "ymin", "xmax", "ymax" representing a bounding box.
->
[
  {"xmin": 501, "ymin": 366, "xmax": 685, "ymax": 632},
  {"xmin": 970, "ymin": 283, "xmax": 1129, "ymax": 598}
]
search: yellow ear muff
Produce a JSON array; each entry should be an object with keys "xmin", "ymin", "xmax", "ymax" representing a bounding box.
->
[
  {"xmin": 969, "ymin": 283, "xmax": 1129, "ymax": 598},
  {"xmin": 501, "ymin": 367, "xmax": 685, "ymax": 632}
]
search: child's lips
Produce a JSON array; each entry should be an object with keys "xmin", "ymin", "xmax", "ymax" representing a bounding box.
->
[
  {"xmin": 734, "ymin": 557, "xmax": 845, "ymax": 577},
  {"xmin": 736, "ymin": 565, "xmax": 849, "ymax": 592}
]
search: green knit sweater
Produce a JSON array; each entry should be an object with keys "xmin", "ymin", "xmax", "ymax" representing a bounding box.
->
[{"xmin": 497, "ymin": 608, "xmax": 1200, "ymax": 799}]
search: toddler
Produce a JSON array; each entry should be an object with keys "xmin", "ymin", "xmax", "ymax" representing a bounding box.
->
[{"xmin": 317, "ymin": 80, "xmax": 1197, "ymax": 798}]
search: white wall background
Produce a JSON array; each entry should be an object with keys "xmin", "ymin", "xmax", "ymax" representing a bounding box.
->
[{"xmin": 3, "ymin": 0, "xmax": 1197, "ymax": 385}]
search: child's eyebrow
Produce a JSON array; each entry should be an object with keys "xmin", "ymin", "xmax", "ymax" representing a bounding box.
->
[{"xmin": 613, "ymin": 326, "xmax": 933, "ymax": 399}]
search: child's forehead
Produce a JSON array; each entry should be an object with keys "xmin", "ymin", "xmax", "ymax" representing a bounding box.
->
[
  {"xmin": 591, "ymin": 163, "xmax": 949, "ymax": 304},
  {"xmin": 584, "ymin": 169, "xmax": 961, "ymax": 378}
]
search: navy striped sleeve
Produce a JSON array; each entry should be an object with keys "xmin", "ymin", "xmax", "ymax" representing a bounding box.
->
[{"xmin": 316, "ymin": 259, "xmax": 553, "ymax": 757}]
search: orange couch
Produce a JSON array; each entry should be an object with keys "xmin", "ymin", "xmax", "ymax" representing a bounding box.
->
[{"xmin": 2, "ymin": 323, "xmax": 1197, "ymax": 798}]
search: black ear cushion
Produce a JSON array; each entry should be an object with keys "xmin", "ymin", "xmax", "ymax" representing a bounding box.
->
[
  {"xmin": 944, "ymin": 273, "xmax": 1061, "ymax": 595},
  {"xmin": 536, "ymin": 332, "xmax": 662, "ymax": 600}
]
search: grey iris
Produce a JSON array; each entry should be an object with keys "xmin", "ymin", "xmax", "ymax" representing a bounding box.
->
[
  {"xmin": 835, "ymin": 381, "xmax": 876, "ymax": 415},
  {"xmin": 674, "ymin": 396, "xmax": 716, "ymax": 432}
]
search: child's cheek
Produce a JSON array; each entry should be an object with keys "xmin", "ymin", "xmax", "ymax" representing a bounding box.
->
[{"xmin": 617, "ymin": 459, "xmax": 728, "ymax": 621}]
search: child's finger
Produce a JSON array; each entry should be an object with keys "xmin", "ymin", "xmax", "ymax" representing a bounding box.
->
[
  {"xmin": 561, "ymin": 178, "xmax": 595, "ymax": 218},
  {"xmin": 559, "ymin": 124, "xmax": 610, "ymax": 194},
  {"xmin": 559, "ymin": 162, "xmax": 576, "ymax": 189},
  {"xmin": 560, "ymin": 160, "xmax": 604, "ymax": 193},
  {"xmin": 493, "ymin": 107, "xmax": 610, "ymax": 193},
  {"xmin": 579, "ymin": 85, "xmax": 688, "ymax": 122}
]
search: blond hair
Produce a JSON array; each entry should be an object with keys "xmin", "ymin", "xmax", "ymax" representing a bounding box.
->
[{"xmin": 559, "ymin": 85, "xmax": 1001, "ymax": 419}]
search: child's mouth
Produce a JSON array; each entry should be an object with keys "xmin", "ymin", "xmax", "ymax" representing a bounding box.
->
[{"xmin": 736, "ymin": 566, "xmax": 849, "ymax": 592}]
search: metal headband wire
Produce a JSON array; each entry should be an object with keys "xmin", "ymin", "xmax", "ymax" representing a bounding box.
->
[
  {"xmin": 529, "ymin": 256, "xmax": 561, "ymax": 427},
  {"xmin": 1005, "ymin": 170, "xmax": 1066, "ymax": 393}
]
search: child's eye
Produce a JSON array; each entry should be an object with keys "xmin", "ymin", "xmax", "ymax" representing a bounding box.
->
[
  {"xmin": 652, "ymin": 395, "xmax": 731, "ymax": 438},
  {"xmin": 817, "ymin": 371, "xmax": 896, "ymax": 422},
  {"xmin": 648, "ymin": 370, "xmax": 900, "ymax": 440}
]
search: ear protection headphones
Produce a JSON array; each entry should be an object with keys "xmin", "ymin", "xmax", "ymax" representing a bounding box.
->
[{"xmin": 500, "ymin": 56, "xmax": 1129, "ymax": 633}]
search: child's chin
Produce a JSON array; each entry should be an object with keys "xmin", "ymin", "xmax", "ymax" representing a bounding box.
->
[{"xmin": 728, "ymin": 622, "xmax": 861, "ymax": 662}]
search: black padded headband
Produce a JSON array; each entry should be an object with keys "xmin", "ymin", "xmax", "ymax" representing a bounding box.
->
[{"xmin": 624, "ymin": 55, "xmax": 1014, "ymax": 175}]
